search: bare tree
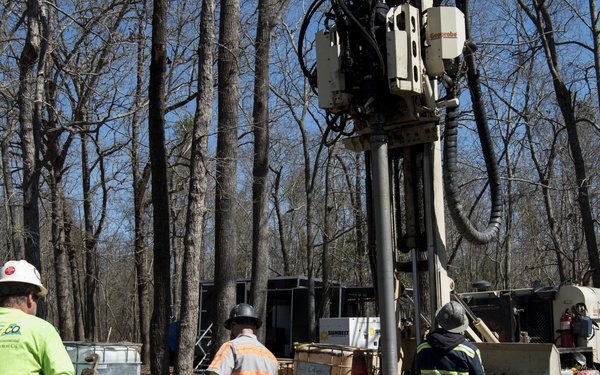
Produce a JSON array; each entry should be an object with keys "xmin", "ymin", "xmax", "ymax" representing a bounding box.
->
[
  {"xmin": 79, "ymin": 128, "xmax": 113, "ymax": 341},
  {"xmin": 132, "ymin": 0, "xmax": 152, "ymax": 361},
  {"xmin": 320, "ymin": 142, "xmax": 338, "ymax": 319},
  {"xmin": 19, "ymin": 0, "xmax": 47, "ymax": 281},
  {"xmin": 174, "ymin": 0, "xmax": 215, "ymax": 371},
  {"xmin": 249, "ymin": 0, "xmax": 291, "ymax": 343},
  {"xmin": 517, "ymin": 0, "xmax": 600, "ymax": 286},
  {"xmin": 0, "ymin": 2, "xmax": 22, "ymax": 261},
  {"xmin": 1, "ymin": 133, "xmax": 23, "ymax": 259},
  {"xmin": 339, "ymin": 152, "xmax": 370, "ymax": 286},
  {"xmin": 45, "ymin": 84, "xmax": 76, "ymax": 339},
  {"xmin": 270, "ymin": 165, "xmax": 292, "ymax": 275},
  {"xmin": 269, "ymin": 17, "xmax": 329, "ymax": 339},
  {"xmin": 272, "ymin": 80, "xmax": 326, "ymax": 340},
  {"xmin": 212, "ymin": 0, "xmax": 241, "ymax": 353},
  {"xmin": 149, "ymin": 0, "xmax": 172, "ymax": 372},
  {"xmin": 65, "ymin": 211, "xmax": 85, "ymax": 339},
  {"xmin": 250, "ymin": 0, "xmax": 273, "ymax": 344}
]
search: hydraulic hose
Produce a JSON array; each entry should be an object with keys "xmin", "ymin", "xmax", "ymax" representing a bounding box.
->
[
  {"xmin": 298, "ymin": 0, "xmax": 327, "ymax": 88},
  {"xmin": 443, "ymin": 0, "xmax": 503, "ymax": 245},
  {"xmin": 443, "ymin": 82, "xmax": 503, "ymax": 244}
]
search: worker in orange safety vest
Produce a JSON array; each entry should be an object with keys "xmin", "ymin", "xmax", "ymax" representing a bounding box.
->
[{"xmin": 207, "ymin": 303, "xmax": 278, "ymax": 375}]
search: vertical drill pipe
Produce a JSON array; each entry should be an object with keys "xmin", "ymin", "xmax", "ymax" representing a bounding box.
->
[
  {"xmin": 403, "ymin": 146, "xmax": 422, "ymax": 345},
  {"xmin": 424, "ymin": 141, "xmax": 453, "ymax": 318},
  {"xmin": 402, "ymin": 147, "xmax": 417, "ymax": 250},
  {"xmin": 411, "ymin": 247, "xmax": 422, "ymax": 344},
  {"xmin": 370, "ymin": 117, "xmax": 398, "ymax": 375},
  {"xmin": 423, "ymin": 145, "xmax": 439, "ymax": 326}
]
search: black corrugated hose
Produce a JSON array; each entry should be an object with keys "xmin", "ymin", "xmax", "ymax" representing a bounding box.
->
[{"xmin": 442, "ymin": 0, "xmax": 503, "ymax": 245}]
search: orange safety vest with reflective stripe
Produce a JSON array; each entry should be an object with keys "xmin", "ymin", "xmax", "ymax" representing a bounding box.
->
[{"xmin": 207, "ymin": 333, "xmax": 278, "ymax": 375}]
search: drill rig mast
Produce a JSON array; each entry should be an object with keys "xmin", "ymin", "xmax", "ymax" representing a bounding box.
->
[{"xmin": 299, "ymin": 1, "xmax": 503, "ymax": 374}]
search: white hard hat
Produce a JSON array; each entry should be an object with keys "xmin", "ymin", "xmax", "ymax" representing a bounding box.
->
[{"xmin": 0, "ymin": 260, "xmax": 48, "ymax": 297}]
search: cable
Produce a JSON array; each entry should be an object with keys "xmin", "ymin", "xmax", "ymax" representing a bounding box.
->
[
  {"xmin": 298, "ymin": 0, "xmax": 328, "ymax": 87},
  {"xmin": 442, "ymin": 0, "xmax": 503, "ymax": 245},
  {"xmin": 336, "ymin": 0, "xmax": 386, "ymax": 79}
]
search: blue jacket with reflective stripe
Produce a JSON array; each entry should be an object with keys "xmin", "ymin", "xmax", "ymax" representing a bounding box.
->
[{"xmin": 416, "ymin": 330, "xmax": 485, "ymax": 375}]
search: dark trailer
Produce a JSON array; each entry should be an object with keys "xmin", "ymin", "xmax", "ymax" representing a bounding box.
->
[{"xmin": 190, "ymin": 276, "xmax": 375, "ymax": 363}]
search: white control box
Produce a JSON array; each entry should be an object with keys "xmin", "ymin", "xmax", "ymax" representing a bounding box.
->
[{"xmin": 319, "ymin": 317, "xmax": 381, "ymax": 349}]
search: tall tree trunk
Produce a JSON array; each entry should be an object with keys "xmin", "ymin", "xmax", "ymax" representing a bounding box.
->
[
  {"xmin": 335, "ymin": 152, "xmax": 370, "ymax": 285},
  {"xmin": 518, "ymin": 0, "xmax": 600, "ymax": 285},
  {"xmin": 1, "ymin": 137, "xmax": 23, "ymax": 259},
  {"xmin": 65, "ymin": 214, "xmax": 85, "ymax": 340},
  {"xmin": 526, "ymin": 119, "xmax": 567, "ymax": 282},
  {"xmin": 501, "ymin": 118, "xmax": 515, "ymax": 290},
  {"xmin": 306, "ymin": 195, "xmax": 316, "ymax": 341},
  {"xmin": 133, "ymin": 154, "xmax": 152, "ymax": 364},
  {"xmin": 81, "ymin": 131, "xmax": 98, "ymax": 341},
  {"xmin": 248, "ymin": 0, "xmax": 292, "ymax": 342},
  {"xmin": 271, "ymin": 166, "xmax": 291, "ymax": 275},
  {"xmin": 250, "ymin": 0, "xmax": 274, "ymax": 344},
  {"xmin": 277, "ymin": 79, "xmax": 325, "ymax": 341},
  {"xmin": 320, "ymin": 143, "xmax": 338, "ymax": 319},
  {"xmin": 0, "ymin": 0, "xmax": 19, "ymax": 260},
  {"xmin": 350, "ymin": 153, "xmax": 368, "ymax": 285},
  {"xmin": 133, "ymin": 1, "xmax": 152, "ymax": 363},
  {"xmin": 45, "ymin": 51, "xmax": 75, "ymax": 339},
  {"xmin": 298, "ymin": 114, "xmax": 321, "ymax": 341},
  {"xmin": 79, "ymin": 118, "xmax": 109, "ymax": 342},
  {"xmin": 356, "ymin": 159, "xmax": 369, "ymax": 285},
  {"xmin": 19, "ymin": 0, "xmax": 45, "ymax": 278},
  {"xmin": 249, "ymin": 0, "xmax": 292, "ymax": 343},
  {"xmin": 170, "ymin": 205, "xmax": 183, "ymax": 321},
  {"xmin": 212, "ymin": 0, "xmax": 241, "ymax": 356},
  {"xmin": 149, "ymin": 0, "xmax": 172, "ymax": 371},
  {"xmin": 49, "ymin": 168, "xmax": 74, "ymax": 339},
  {"xmin": 174, "ymin": 0, "xmax": 215, "ymax": 371}
]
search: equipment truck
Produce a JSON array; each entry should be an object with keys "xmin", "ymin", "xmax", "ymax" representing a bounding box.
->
[
  {"xmin": 459, "ymin": 282, "xmax": 600, "ymax": 374},
  {"xmin": 297, "ymin": 0, "xmax": 600, "ymax": 373}
]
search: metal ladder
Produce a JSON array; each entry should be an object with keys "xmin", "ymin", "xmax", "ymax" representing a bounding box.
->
[{"xmin": 194, "ymin": 323, "xmax": 213, "ymax": 371}]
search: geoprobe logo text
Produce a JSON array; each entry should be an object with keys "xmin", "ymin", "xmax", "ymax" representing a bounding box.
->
[{"xmin": 430, "ymin": 31, "xmax": 458, "ymax": 40}]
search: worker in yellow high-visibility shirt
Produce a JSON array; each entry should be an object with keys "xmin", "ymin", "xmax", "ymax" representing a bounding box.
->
[{"xmin": 0, "ymin": 260, "xmax": 75, "ymax": 375}]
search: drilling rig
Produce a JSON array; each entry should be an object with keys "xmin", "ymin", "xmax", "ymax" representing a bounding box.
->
[{"xmin": 298, "ymin": 1, "xmax": 600, "ymax": 374}]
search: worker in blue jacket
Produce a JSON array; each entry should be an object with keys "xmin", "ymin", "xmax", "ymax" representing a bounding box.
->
[{"xmin": 416, "ymin": 301, "xmax": 485, "ymax": 375}]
